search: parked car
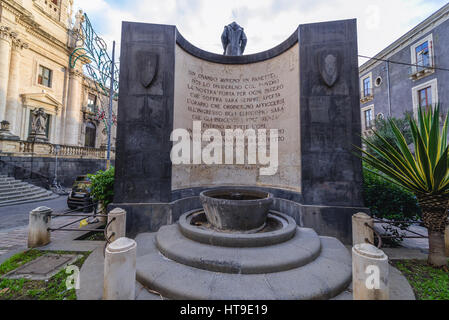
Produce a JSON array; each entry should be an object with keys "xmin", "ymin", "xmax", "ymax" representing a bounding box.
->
[{"xmin": 67, "ymin": 175, "xmax": 94, "ymax": 211}]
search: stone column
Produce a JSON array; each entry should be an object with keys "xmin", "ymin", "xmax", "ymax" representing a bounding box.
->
[
  {"xmin": 103, "ymin": 237, "xmax": 136, "ymax": 300},
  {"xmin": 107, "ymin": 208, "xmax": 127, "ymax": 242},
  {"xmin": 352, "ymin": 213, "xmax": 374, "ymax": 246},
  {"xmin": 64, "ymin": 69, "xmax": 83, "ymax": 145},
  {"xmin": 28, "ymin": 206, "xmax": 52, "ymax": 248},
  {"xmin": 352, "ymin": 243, "xmax": 389, "ymax": 300},
  {"xmin": 0, "ymin": 26, "xmax": 13, "ymax": 121},
  {"xmin": 5, "ymin": 39, "xmax": 28, "ymax": 135}
]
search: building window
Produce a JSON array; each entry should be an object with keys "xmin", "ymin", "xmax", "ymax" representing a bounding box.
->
[
  {"xmin": 410, "ymin": 34, "xmax": 434, "ymax": 79},
  {"xmin": 363, "ymin": 78, "xmax": 371, "ymax": 96},
  {"xmin": 364, "ymin": 109, "xmax": 374, "ymax": 130},
  {"xmin": 375, "ymin": 77, "xmax": 382, "ymax": 87},
  {"xmin": 418, "ymin": 87, "xmax": 432, "ymax": 109},
  {"xmin": 360, "ymin": 73, "xmax": 373, "ymax": 103},
  {"xmin": 51, "ymin": 0, "xmax": 58, "ymax": 5},
  {"xmin": 415, "ymin": 41, "xmax": 430, "ymax": 69},
  {"xmin": 38, "ymin": 66, "xmax": 52, "ymax": 88},
  {"xmin": 87, "ymin": 93, "xmax": 97, "ymax": 113},
  {"xmin": 412, "ymin": 78, "xmax": 438, "ymax": 116},
  {"xmin": 361, "ymin": 105, "xmax": 375, "ymax": 132},
  {"xmin": 85, "ymin": 122, "xmax": 97, "ymax": 148}
]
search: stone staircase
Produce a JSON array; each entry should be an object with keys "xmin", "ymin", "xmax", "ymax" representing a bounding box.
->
[{"xmin": 0, "ymin": 175, "xmax": 59, "ymax": 207}]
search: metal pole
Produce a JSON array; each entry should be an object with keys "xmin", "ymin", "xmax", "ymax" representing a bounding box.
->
[
  {"xmin": 106, "ymin": 41, "xmax": 116, "ymax": 170},
  {"xmin": 386, "ymin": 60, "xmax": 392, "ymax": 117}
]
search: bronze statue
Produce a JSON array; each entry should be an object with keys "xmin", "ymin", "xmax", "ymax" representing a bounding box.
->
[{"xmin": 221, "ymin": 22, "xmax": 247, "ymax": 56}]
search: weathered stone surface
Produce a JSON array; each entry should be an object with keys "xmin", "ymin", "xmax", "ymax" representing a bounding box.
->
[
  {"xmin": 352, "ymin": 243, "xmax": 389, "ymax": 300},
  {"xmin": 27, "ymin": 206, "xmax": 52, "ymax": 248},
  {"xmin": 156, "ymin": 224, "xmax": 321, "ymax": 274},
  {"xmin": 136, "ymin": 234, "xmax": 350, "ymax": 300},
  {"xmin": 103, "ymin": 237, "xmax": 137, "ymax": 300},
  {"xmin": 298, "ymin": 19, "xmax": 364, "ymax": 208},
  {"xmin": 114, "ymin": 22, "xmax": 176, "ymax": 204},
  {"xmin": 4, "ymin": 253, "xmax": 79, "ymax": 280},
  {"xmin": 352, "ymin": 212, "xmax": 374, "ymax": 246},
  {"xmin": 178, "ymin": 210, "xmax": 297, "ymax": 248}
]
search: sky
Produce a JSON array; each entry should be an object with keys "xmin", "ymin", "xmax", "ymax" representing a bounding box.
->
[{"xmin": 72, "ymin": 0, "xmax": 449, "ymax": 65}]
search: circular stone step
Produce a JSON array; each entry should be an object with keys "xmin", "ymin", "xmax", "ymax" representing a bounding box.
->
[
  {"xmin": 179, "ymin": 210, "xmax": 297, "ymax": 248},
  {"xmin": 136, "ymin": 235, "xmax": 352, "ymax": 300},
  {"xmin": 156, "ymin": 224, "xmax": 321, "ymax": 274}
]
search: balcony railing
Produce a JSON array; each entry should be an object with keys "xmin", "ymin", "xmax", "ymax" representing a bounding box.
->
[
  {"xmin": 0, "ymin": 139, "xmax": 114, "ymax": 160},
  {"xmin": 409, "ymin": 62, "xmax": 435, "ymax": 80},
  {"xmin": 360, "ymin": 88, "xmax": 374, "ymax": 103}
]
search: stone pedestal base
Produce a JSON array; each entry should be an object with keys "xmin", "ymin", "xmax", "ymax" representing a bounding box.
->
[
  {"xmin": 28, "ymin": 206, "xmax": 52, "ymax": 248},
  {"xmin": 352, "ymin": 243, "xmax": 389, "ymax": 300},
  {"xmin": 103, "ymin": 237, "xmax": 137, "ymax": 300}
]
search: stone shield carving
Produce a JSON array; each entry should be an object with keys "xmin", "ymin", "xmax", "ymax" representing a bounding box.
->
[
  {"xmin": 318, "ymin": 51, "xmax": 340, "ymax": 88},
  {"xmin": 138, "ymin": 52, "xmax": 158, "ymax": 88}
]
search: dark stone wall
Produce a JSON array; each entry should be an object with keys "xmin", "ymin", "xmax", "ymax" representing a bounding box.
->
[
  {"xmin": 114, "ymin": 22, "xmax": 176, "ymax": 204},
  {"xmin": 298, "ymin": 19, "xmax": 364, "ymax": 207},
  {"xmin": 0, "ymin": 156, "xmax": 110, "ymax": 188}
]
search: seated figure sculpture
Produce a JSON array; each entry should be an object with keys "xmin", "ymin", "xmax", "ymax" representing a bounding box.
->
[{"xmin": 221, "ymin": 21, "xmax": 247, "ymax": 56}]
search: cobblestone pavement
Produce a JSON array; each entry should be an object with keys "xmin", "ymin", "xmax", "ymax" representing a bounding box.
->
[{"xmin": 0, "ymin": 196, "xmax": 95, "ymax": 257}]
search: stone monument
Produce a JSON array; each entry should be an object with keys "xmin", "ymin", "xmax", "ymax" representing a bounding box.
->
[{"xmin": 113, "ymin": 19, "xmax": 368, "ymax": 246}]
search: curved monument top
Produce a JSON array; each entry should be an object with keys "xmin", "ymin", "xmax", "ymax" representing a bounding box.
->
[{"xmin": 175, "ymin": 27, "xmax": 299, "ymax": 65}]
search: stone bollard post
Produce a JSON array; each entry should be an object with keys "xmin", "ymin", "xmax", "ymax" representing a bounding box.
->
[
  {"xmin": 96, "ymin": 201, "xmax": 107, "ymax": 224},
  {"xmin": 103, "ymin": 237, "xmax": 137, "ymax": 300},
  {"xmin": 445, "ymin": 224, "xmax": 449, "ymax": 257},
  {"xmin": 352, "ymin": 212, "xmax": 374, "ymax": 246},
  {"xmin": 28, "ymin": 206, "xmax": 52, "ymax": 248},
  {"xmin": 107, "ymin": 208, "xmax": 126, "ymax": 242},
  {"xmin": 352, "ymin": 243, "xmax": 389, "ymax": 300}
]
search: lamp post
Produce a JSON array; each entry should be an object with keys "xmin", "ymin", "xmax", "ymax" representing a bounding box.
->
[
  {"xmin": 106, "ymin": 41, "xmax": 115, "ymax": 170},
  {"xmin": 53, "ymin": 144, "xmax": 61, "ymax": 187}
]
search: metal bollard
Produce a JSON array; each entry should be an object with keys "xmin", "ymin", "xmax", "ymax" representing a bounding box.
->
[
  {"xmin": 107, "ymin": 208, "xmax": 126, "ymax": 242},
  {"xmin": 103, "ymin": 237, "xmax": 136, "ymax": 300},
  {"xmin": 352, "ymin": 212, "xmax": 374, "ymax": 246},
  {"xmin": 28, "ymin": 206, "xmax": 52, "ymax": 248},
  {"xmin": 352, "ymin": 243, "xmax": 389, "ymax": 300}
]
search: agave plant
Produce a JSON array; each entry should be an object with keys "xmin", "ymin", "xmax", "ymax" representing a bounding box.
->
[{"xmin": 358, "ymin": 105, "xmax": 449, "ymax": 267}]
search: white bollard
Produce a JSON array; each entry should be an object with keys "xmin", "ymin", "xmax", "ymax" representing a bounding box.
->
[
  {"xmin": 445, "ymin": 224, "xmax": 449, "ymax": 257},
  {"xmin": 103, "ymin": 237, "xmax": 136, "ymax": 300},
  {"xmin": 107, "ymin": 208, "xmax": 126, "ymax": 242},
  {"xmin": 28, "ymin": 206, "xmax": 52, "ymax": 248},
  {"xmin": 96, "ymin": 201, "xmax": 107, "ymax": 224},
  {"xmin": 352, "ymin": 212, "xmax": 374, "ymax": 246},
  {"xmin": 352, "ymin": 243, "xmax": 389, "ymax": 300}
]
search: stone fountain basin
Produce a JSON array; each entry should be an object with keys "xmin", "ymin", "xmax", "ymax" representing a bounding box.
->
[{"xmin": 199, "ymin": 189, "xmax": 274, "ymax": 232}]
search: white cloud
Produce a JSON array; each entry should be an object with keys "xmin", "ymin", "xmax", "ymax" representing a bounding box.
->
[{"xmin": 72, "ymin": 0, "xmax": 447, "ymax": 63}]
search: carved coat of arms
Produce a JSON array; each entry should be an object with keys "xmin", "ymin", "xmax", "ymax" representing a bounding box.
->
[
  {"xmin": 137, "ymin": 52, "xmax": 158, "ymax": 88},
  {"xmin": 318, "ymin": 51, "xmax": 340, "ymax": 88}
]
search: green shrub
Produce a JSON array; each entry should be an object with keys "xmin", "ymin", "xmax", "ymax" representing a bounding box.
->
[
  {"xmin": 363, "ymin": 166, "xmax": 421, "ymax": 221},
  {"xmin": 363, "ymin": 166, "xmax": 421, "ymax": 247},
  {"xmin": 87, "ymin": 167, "xmax": 115, "ymax": 208}
]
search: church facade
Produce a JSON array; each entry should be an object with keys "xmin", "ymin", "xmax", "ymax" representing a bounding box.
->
[{"xmin": 0, "ymin": 0, "xmax": 116, "ymax": 149}]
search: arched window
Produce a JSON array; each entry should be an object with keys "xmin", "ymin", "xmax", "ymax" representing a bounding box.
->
[{"xmin": 85, "ymin": 122, "xmax": 96, "ymax": 148}]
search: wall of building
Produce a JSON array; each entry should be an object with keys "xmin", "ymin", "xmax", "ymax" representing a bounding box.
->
[
  {"xmin": 0, "ymin": 155, "xmax": 113, "ymax": 187},
  {"xmin": 359, "ymin": 7, "xmax": 449, "ymax": 132}
]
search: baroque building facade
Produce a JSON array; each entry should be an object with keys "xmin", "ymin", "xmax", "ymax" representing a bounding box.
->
[
  {"xmin": 359, "ymin": 3, "xmax": 449, "ymax": 136},
  {"xmin": 0, "ymin": 0, "xmax": 116, "ymax": 149}
]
